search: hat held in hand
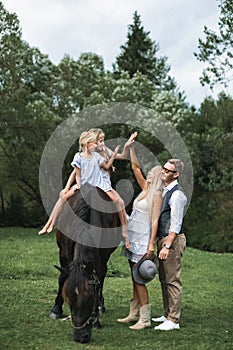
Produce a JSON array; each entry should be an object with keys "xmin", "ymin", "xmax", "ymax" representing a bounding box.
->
[{"xmin": 133, "ymin": 253, "xmax": 159, "ymax": 285}]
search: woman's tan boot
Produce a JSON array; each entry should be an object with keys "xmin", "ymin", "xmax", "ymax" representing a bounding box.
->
[
  {"xmin": 117, "ymin": 299, "xmax": 140, "ymax": 323},
  {"xmin": 129, "ymin": 304, "xmax": 151, "ymax": 330}
]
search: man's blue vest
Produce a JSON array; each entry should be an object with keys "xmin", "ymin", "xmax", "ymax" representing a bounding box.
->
[{"xmin": 157, "ymin": 184, "xmax": 185, "ymax": 238}]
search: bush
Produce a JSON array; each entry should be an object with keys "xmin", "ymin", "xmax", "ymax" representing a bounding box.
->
[{"xmin": 184, "ymin": 186, "xmax": 233, "ymax": 252}]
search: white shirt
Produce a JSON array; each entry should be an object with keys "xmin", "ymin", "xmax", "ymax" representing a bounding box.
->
[{"xmin": 163, "ymin": 180, "xmax": 187, "ymax": 234}]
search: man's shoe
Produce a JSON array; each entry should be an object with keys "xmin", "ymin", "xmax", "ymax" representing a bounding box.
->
[
  {"xmin": 154, "ymin": 320, "xmax": 180, "ymax": 331},
  {"xmin": 151, "ymin": 316, "xmax": 167, "ymax": 323}
]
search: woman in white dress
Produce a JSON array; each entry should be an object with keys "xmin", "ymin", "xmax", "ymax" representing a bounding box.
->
[{"xmin": 117, "ymin": 142, "xmax": 163, "ymax": 330}]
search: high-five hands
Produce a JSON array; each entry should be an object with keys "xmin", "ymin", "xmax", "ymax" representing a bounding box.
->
[{"xmin": 125, "ymin": 131, "xmax": 138, "ymax": 148}]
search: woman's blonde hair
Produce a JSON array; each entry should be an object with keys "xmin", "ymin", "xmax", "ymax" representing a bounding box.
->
[
  {"xmin": 136, "ymin": 165, "xmax": 163, "ymax": 221},
  {"xmin": 79, "ymin": 131, "xmax": 96, "ymax": 150}
]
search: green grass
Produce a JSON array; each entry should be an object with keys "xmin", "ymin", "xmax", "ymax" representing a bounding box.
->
[{"xmin": 0, "ymin": 227, "xmax": 232, "ymax": 349}]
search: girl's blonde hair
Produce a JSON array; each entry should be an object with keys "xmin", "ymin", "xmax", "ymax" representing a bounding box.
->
[
  {"xmin": 136, "ymin": 165, "xmax": 163, "ymax": 221},
  {"xmin": 89, "ymin": 128, "xmax": 111, "ymax": 162},
  {"xmin": 89, "ymin": 128, "xmax": 105, "ymax": 141},
  {"xmin": 79, "ymin": 131, "xmax": 96, "ymax": 150}
]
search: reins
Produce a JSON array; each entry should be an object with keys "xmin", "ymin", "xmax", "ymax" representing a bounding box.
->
[{"xmin": 71, "ymin": 264, "xmax": 101, "ymax": 330}]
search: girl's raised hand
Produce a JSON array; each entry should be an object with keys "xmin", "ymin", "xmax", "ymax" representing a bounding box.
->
[{"xmin": 113, "ymin": 145, "xmax": 121, "ymax": 155}]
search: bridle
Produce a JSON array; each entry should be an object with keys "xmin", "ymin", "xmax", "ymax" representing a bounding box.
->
[{"xmin": 71, "ymin": 264, "xmax": 101, "ymax": 330}]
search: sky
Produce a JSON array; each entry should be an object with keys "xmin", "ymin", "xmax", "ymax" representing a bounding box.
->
[{"xmin": 2, "ymin": 0, "xmax": 231, "ymax": 107}]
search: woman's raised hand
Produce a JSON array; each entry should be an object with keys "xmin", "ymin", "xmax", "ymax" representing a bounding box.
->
[{"xmin": 125, "ymin": 131, "xmax": 138, "ymax": 147}]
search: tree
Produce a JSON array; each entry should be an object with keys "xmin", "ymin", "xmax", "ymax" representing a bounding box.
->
[
  {"xmin": 56, "ymin": 53, "xmax": 112, "ymax": 112},
  {"xmin": 0, "ymin": 2, "xmax": 63, "ymax": 225},
  {"xmin": 113, "ymin": 11, "xmax": 176, "ymax": 91},
  {"xmin": 181, "ymin": 93, "xmax": 233, "ymax": 252},
  {"xmin": 194, "ymin": 0, "xmax": 233, "ymax": 88}
]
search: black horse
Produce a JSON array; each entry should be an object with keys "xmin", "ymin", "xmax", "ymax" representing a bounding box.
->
[{"xmin": 50, "ymin": 183, "xmax": 121, "ymax": 343}]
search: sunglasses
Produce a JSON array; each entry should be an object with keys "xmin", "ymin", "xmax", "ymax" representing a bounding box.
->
[{"xmin": 162, "ymin": 167, "xmax": 177, "ymax": 174}]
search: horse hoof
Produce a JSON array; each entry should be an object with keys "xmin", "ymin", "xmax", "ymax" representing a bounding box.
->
[
  {"xmin": 50, "ymin": 311, "xmax": 61, "ymax": 320},
  {"xmin": 50, "ymin": 305, "xmax": 62, "ymax": 319},
  {"xmin": 92, "ymin": 320, "xmax": 102, "ymax": 329},
  {"xmin": 100, "ymin": 305, "xmax": 106, "ymax": 313}
]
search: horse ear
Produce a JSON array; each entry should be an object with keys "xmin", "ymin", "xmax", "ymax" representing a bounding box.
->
[{"xmin": 54, "ymin": 265, "xmax": 62, "ymax": 272}]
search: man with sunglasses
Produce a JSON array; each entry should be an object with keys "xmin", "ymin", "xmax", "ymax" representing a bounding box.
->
[{"xmin": 152, "ymin": 159, "xmax": 187, "ymax": 331}]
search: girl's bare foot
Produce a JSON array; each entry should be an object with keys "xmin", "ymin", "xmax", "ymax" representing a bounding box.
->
[
  {"xmin": 125, "ymin": 240, "xmax": 131, "ymax": 249},
  {"xmin": 38, "ymin": 224, "xmax": 49, "ymax": 235},
  {"xmin": 122, "ymin": 228, "xmax": 130, "ymax": 249},
  {"xmin": 38, "ymin": 228, "xmax": 47, "ymax": 235},
  {"xmin": 46, "ymin": 222, "xmax": 55, "ymax": 233}
]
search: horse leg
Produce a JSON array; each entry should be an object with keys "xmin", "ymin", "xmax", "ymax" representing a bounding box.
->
[
  {"xmin": 92, "ymin": 248, "xmax": 113, "ymax": 329},
  {"xmin": 50, "ymin": 264, "xmax": 69, "ymax": 319},
  {"xmin": 99, "ymin": 247, "xmax": 116, "ymax": 314},
  {"xmin": 98, "ymin": 264, "xmax": 107, "ymax": 315},
  {"xmin": 99, "ymin": 294, "xmax": 106, "ymax": 314},
  {"xmin": 50, "ymin": 231, "xmax": 74, "ymax": 319},
  {"xmin": 91, "ymin": 280, "xmax": 105, "ymax": 329}
]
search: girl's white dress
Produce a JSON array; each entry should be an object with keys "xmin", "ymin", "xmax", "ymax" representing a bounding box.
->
[
  {"xmin": 126, "ymin": 198, "xmax": 151, "ymax": 262},
  {"xmin": 71, "ymin": 152, "xmax": 112, "ymax": 192}
]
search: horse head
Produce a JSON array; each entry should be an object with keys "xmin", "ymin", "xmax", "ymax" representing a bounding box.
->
[{"xmin": 63, "ymin": 256, "xmax": 101, "ymax": 343}]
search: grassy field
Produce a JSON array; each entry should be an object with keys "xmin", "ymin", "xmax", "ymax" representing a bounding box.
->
[{"xmin": 0, "ymin": 227, "xmax": 232, "ymax": 350}]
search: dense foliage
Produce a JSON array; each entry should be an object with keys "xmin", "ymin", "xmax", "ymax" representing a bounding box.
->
[
  {"xmin": 195, "ymin": 0, "xmax": 233, "ymax": 88},
  {"xmin": 0, "ymin": 3, "xmax": 232, "ymax": 251}
]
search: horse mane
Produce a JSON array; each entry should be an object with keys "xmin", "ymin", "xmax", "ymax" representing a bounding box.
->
[
  {"xmin": 63, "ymin": 262, "xmax": 89, "ymax": 305},
  {"xmin": 63, "ymin": 244, "xmax": 96, "ymax": 305}
]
